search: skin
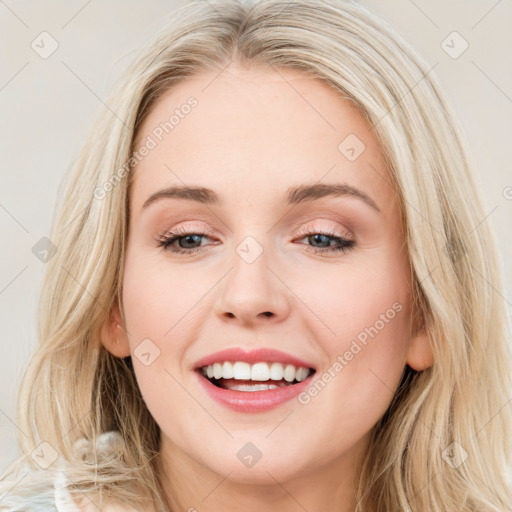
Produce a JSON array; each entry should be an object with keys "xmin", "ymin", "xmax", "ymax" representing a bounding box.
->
[{"xmin": 100, "ymin": 62, "xmax": 433, "ymax": 512}]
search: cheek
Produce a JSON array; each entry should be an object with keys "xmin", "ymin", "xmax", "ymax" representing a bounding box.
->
[
  {"xmin": 121, "ymin": 249, "xmax": 198, "ymax": 341},
  {"xmin": 294, "ymin": 273, "xmax": 410, "ymax": 450},
  {"xmin": 300, "ymin": 257, "xmax": 411, "ymax": 378},
  {"xmin": 120, "ymin": 252, "xmax": 191, "ymax": 434},
  {"xmin": 120, "ymin": 249, "xmax": 207, "ymax": 411}
]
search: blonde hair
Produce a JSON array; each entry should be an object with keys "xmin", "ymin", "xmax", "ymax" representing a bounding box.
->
[{"xmin": 1, "ymin": 0, "xmax": 511, "ymax": 510}]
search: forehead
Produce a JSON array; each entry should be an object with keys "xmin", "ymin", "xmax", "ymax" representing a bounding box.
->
[{"xmin": 129, "ymin": 63, "xmax": 395, "ymax": 216}]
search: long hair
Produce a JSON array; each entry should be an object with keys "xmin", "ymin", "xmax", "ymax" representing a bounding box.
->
[{"xmin": 1, "ymin": 1, "xmax": 511, "ymax": 510}]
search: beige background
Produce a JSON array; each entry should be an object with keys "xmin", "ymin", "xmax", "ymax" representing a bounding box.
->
[{"xmin": 1, "ymin": 0, "xmax": 511, "ymax": 473}]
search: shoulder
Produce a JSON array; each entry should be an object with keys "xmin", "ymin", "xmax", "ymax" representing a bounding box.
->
[
  {"xmin": 0, "ymin": 431, "xmax": 152, "ymax": 512},
  {"xmin": 54, "ymin": 431, "xmax": 150, "ymax": 512},
  {"xmin": 55, "ymin": 470, "xmax": 143, "ymax": 512}
]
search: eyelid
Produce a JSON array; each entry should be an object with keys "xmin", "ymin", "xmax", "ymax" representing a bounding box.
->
[
  {"xmin": 160, "ymin": 221, "xmax": 215, "ymax": 236},
  {"xmin": 293, "ymin": 217, "xmax": 354, "ymax": 238},
  {"xmin": 159, "ymin": 219, "xmax": 353, "ymax": 240},
  {"xmin": 161, "ymin": 211, "xmax": 354, "ymax": 239}
]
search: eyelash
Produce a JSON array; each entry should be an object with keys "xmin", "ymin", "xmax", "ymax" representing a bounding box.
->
[{"xmin": 155, "ymin": 226, "xmax": 355, "ymax": 256}]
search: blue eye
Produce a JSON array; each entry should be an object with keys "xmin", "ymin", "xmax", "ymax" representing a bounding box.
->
[
  {"xmin": 297, "ymin": 230, "xmax": 355, "ymax": 255},
  {"xmin": 156, "ymin": 228, "xmax": 212, "ymax": 255},
  {"xmin": 155, "ymin": 228, "xmax": 355, "ymax": 256}
]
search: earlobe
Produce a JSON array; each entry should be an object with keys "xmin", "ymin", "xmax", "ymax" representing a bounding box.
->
[
  {"xmin": 99, "ymin": 304, "xmax": 131, "ymax": 358},
  {"xmin": 406, "ymin": 328, "xmax": 434, "ymax": 371}
]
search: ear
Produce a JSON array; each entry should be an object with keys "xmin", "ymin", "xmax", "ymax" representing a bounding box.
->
[
  {"xmin": 406, "ymin": 329, "xmax": 434, "ymax": 371},
  {"xmin": 406, "ymin": 308, "xmax": 434, "ymax": 371},
  {"xmin": 99, "ymin": 302, "xmax": 131, "ymax": 358}
]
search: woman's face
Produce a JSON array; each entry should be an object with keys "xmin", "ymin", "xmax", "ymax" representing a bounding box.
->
[{"xmin": 104, "ymin": 63, "xmax": 432, "ymax": 488}]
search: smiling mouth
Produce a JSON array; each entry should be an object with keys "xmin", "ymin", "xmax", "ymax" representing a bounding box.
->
[{"xmin": 198, "ymin": 361, "xmax": 316, "ymax": 392}]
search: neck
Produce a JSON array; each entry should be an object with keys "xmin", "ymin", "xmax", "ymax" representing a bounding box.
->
[{"xmin": 157, "ymin": 431, "xmax": 371, "ymax": 512}]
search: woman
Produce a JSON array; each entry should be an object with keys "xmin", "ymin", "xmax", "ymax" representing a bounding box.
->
[{"xmin": 1, "ymin": 0, "xmax": 511, "ymax": 511}]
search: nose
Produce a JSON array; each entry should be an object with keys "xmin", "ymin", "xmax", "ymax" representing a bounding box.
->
[{"xmin": 213, "ymin": 243, "xmax": 291, "ymax": 328}]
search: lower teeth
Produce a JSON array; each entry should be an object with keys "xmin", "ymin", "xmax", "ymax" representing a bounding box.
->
[
  {"xmin": 211, "ymin": 378, "xmax": 295, "ymax": 391},
  {"xmin": 228, "ymin": 383, "xmax": 280, "ymax": 392}
]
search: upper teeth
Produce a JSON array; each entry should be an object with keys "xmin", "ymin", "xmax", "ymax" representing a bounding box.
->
[{"xmin": 201, "ymin": 361, "xmax": 312, "ymax": 382}]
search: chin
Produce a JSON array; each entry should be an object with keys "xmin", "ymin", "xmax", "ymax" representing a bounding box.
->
[{"xmin": 204, "ymin": 455, "xmax": 309, "ymax": 485}]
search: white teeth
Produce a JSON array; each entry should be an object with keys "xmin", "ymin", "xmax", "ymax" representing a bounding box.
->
[
  {"xmin": 200, "ymin": 361, "xmax": 312, "ymax": 383},
  {"xmin": 269, "ymin": 362, "xmax": 284, "ymax": 380},
  {"xmin": 284, "ymin": 364, "xmax": 296, "ymax": 382},
  {"xmin": 251, "ymin": 362, "xmax": 270, "ymax": 381},
  {"xmin": 213, "ymin": 362, "xmax": 223, "ymax": 380},
  {"xmin": 229, "ymin": 383, "xmax": 280, "ymax": 392},
  {"xmin": 295, "ymin": 366, "xmax": 309, "ymax": 381},
  {"xmin": 233, "ymin": 361, "xmax": 251, "ymax": 380},
  {"xmin": 222, "ymin": 361, "xmax": 234, "ymax": 379}
]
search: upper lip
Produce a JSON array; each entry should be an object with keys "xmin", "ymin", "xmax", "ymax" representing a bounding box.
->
[{"xmin": 193, "ymin": 347, "xmax": 316, "ymax": 371}]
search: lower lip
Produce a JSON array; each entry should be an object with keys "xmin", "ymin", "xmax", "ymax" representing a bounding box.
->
[{"xmin": 194, "ymin": 370, "xmax": 315, "ymax": 413}]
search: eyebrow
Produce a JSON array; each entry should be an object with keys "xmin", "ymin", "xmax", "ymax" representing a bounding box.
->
[{"xmin": 142, "ymin": 183, "xmax": 381, "ymax": 213}]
